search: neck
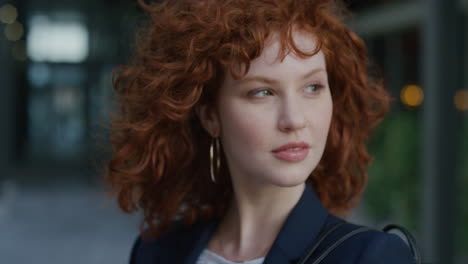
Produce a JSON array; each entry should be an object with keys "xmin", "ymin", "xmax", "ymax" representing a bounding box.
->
[{"xmin": 209, "ymin": 182, "xmax": 306, "ymax": 262}]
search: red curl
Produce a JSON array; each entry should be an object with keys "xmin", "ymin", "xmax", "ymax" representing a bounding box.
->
[{"xmin": 106, "ymin": 0, "xmax": 390, "ymax": 239}]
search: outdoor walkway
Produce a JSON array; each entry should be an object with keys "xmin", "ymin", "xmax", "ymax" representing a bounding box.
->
[
  {"xmin": 2, "ymin": 182, "xmax": 466, "ymax": 264},
  {"xmin": 0, "ymin": 182, "xmax": 140, "ymax": 264}
]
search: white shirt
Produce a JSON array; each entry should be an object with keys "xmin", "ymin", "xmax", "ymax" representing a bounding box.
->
[{"xmin": 196, "ymin": 249, "xmax": 265, "ymax": 264}]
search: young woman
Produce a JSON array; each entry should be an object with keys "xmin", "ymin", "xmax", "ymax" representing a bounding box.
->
[{"xmin": 107, "ymin": 0, "xmax": 416, "ymax": 263}]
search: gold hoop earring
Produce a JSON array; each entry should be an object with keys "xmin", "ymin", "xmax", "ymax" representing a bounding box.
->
[{"xmin": 210, "ymin": 137, "xmax": 220, "ymax": 183}]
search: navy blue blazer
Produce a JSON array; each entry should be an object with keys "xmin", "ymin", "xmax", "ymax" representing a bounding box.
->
[{"xmin": 130, "ymin": 183, "xmax": 415, "ymax": 264}]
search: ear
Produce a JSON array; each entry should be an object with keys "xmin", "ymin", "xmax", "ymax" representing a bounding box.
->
[{"xmin": 195, "ymin": 104, "xmax": 220, "ymax": 137}]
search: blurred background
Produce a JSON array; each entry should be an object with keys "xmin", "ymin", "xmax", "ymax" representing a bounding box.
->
[{"xmin": 0, "ymin": 0, "xmax": 466, "ymax": 263}]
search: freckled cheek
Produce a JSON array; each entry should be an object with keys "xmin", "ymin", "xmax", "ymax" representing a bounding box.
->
[
  {"xmin": 220, "ymin": 106, "xmax": 270, "ymax": 150},
  {"xmin": 315, "ymin": 104, "xmax": 333, "ymax": 138},
  {"xmin": 304, "ymin": 102, "xmax": 333, "ymax": 138}
]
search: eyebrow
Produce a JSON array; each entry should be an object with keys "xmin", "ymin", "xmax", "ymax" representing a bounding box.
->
[{"xmin": 239, "ymin": 68, "xmax": 326, "ymax": 84}]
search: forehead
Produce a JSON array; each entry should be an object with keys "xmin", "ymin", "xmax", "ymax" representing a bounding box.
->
[{"xmin": 245, "ymin": 30, "xmax": 326, "ymax": 78}]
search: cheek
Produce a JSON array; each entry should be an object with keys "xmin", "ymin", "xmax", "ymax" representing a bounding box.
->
[
  {"xmin": 219, "ymin": 103, "xmax": 270, "ymax": 149},
  {"xmin": 306, "ymin": 98, "xmax": 333, "ymax": 139},
  {"xmin": 319, "ymin": 103, "xmax": 333, "ymax": 130},
  {"xmin": 318, "ymin": 101, "xmax": 333, "ymax": 139}
]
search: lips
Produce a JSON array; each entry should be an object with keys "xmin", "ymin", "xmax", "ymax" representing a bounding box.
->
[
  {"xmin": 272, "ymin": 142, "xmax": 310, "ymax": 162},
  {"xmin": 272, "ymin": 142, "xmax": 310, "ymax": 152}
]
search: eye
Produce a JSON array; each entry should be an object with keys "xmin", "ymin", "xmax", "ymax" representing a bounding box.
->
[
  {"xmin": 304, "ymin": 84, "xmax": 323, "ymax": 94},
  {"xmin": 250, "ymin": 89, "xmax": 274, "ymax": 98}
]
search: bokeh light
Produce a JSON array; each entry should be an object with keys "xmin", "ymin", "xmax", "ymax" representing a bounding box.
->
[
  {"xmin": 12, "ymin": 40, "xmax": 27, "ymax": 61},
  {"xmin": 401, "ymin": 84, "xmax": 424, "ymax": 108},
  {"xmin": 4, "ymin": 21, "xmax": 24, "ymax": 41},
  {"xmin": 454, "ymin": 90, "xmax": 468, "ymax": 111},
  {"xmin": 0, "ymin": 4, "xmax": 18, "ymax": 24},
  {"xmin": 27, "ymin": 16, "xmax": 89, "ymax": 63}
]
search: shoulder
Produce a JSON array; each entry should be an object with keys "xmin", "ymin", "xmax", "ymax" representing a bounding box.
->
[
  {"xmin": 129, "ymin": 220, "xmax": 207, "ymax": 264},
  {"xmin": 319, "ymin": 216, "xmax": 415, "ymax": 264},
  {"xmin": 355, "ymin": 228, "xmax": 415, "ymax": 264},
  {"xmin": 128, "ymin": 229, "xmax": 171, "ymax": 264}
]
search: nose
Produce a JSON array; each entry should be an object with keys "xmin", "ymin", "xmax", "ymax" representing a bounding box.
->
[{"xmin": 277, "ymin": 96, "xmax": 307, "ymax": 133}]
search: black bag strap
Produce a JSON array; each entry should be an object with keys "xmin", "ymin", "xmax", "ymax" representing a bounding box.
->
[
  {"xmin": 295, "ymin": 221, "xmax": 346, "ymax": 264},
  {"xmin": 383, "ymin": 224, "xmax": 421, "ymax": 264},
  {"xmin": 296, "ymin": 221, "xmax": 421, "ymax": 264}
]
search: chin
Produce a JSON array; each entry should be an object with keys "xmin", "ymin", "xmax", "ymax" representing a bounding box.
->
[
  {"xmin": 271, "ymin": 179, "xmax": 306, "ymax": 188},
  {"xmin": 264, "ymin": 169, "xmax": 312, "ymax": 188},
  {"xmin": 269, "ymin": 164, "xmax": 319, "ymax": 188}
]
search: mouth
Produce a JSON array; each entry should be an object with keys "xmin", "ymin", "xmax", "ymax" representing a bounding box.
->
[{"xmin": 272, "ymin": 142, "xmax": 310, "ymax": 162}]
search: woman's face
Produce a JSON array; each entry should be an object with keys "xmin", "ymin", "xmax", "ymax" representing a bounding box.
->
[{"xmin": 200, "ymin": 31, "xmax": 332, "ymax": 188}]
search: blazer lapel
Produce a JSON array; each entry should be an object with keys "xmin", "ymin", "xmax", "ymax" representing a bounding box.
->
[
  {"xmin": 181, "ymin": 182, "xmax": 329, "ymax": 264},
  {"xmin": 263, "ymin": 183, "xmax": 329, "ymax": 264},
  {"xmin": 182, "ymin": 217, "xmax": 219, "ymax": 264}
]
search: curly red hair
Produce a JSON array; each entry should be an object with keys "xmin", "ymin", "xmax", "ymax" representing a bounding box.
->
[{"xmin": 107, "ymin": 0, "xmax": 390, "ymax": 238}]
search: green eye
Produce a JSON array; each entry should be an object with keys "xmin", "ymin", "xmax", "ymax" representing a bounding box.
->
[
  {"xmin": 252, "ymin": 89, "xmax": 273, "ymax": 97},
  {"xmin": 305, "ymin": 84, "xmax": 323, "ymax": 93}
]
